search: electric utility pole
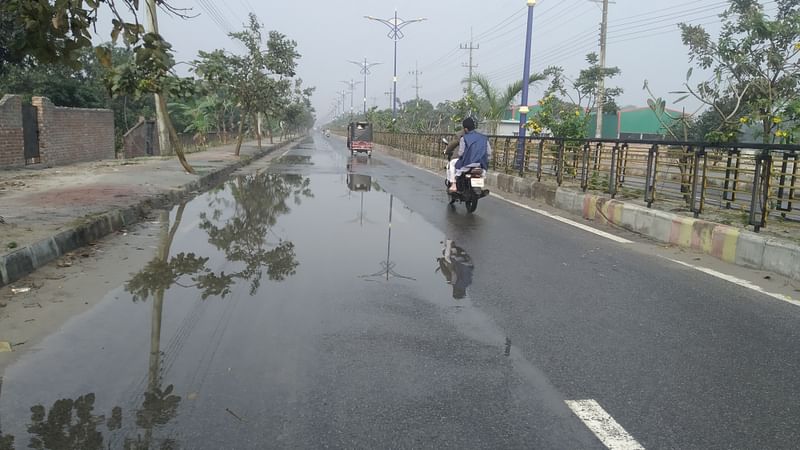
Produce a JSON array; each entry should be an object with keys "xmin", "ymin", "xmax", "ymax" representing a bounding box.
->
[
  {"xmin": 145, "ymin": 0, "xmax": 171, "ymax": 155},
  {"xmin": 593, "ymin": 0, "xmax": 610, "ymax": 139},
  {"xmin": 384, "ymin": 88, "xmax": 393, "ymax": 110},
  {"xmin": 461, "ymin": 28, "xmax": 479, "ymax": 96},
  {"xmin": 409, "ymin": 61, "xmax": 422, "ymax": 102}
]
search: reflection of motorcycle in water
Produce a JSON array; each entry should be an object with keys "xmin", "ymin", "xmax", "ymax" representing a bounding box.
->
[{"xmin": 436, "ymin": 239, "xmax": 474, "ymax": 299}]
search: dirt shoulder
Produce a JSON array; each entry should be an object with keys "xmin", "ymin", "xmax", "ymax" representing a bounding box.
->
[{"xmin": 0, "ymin": 139, "xmax": 293, "ymax": 258}]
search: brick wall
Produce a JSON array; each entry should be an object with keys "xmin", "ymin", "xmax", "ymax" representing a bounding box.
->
[
  {"xmin": 31, "ymin": 96, "xmax": 114, "ymax": 166},
  {"xmin": 0, "ymin": 94, "xmax": 25, "ymax": 169}
]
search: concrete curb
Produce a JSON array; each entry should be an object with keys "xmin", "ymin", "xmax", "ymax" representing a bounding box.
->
[
  {"xmin": 0, "ymin": 138, "xmax": 304, "ymax": 287},
  {"xmin": 376, "ymin": 143, "xmax": 800, "ymax": 281}
]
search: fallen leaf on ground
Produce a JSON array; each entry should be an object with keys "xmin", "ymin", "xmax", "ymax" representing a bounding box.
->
[
  {"xmin": 0, "ymin": 341, "xmax": 11, "ymax": 352},
  {"xmin": 11, "ymin": 287, "xmax": 30, "ymax": 294}
]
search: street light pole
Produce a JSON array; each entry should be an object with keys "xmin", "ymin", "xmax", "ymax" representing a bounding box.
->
[
  {"xmin": 341, "ymin": 80, "xmax": 362, "ymax": 122},
  {"xmin": 349, "ymin": 58, "xmax": 382, "ymax": 117},
  {"xmin": 365, "ymin": 10, "xmax": 426, "ymax": 120},
  {"xmin": 516, "ymin": 0, "xmax": 537, "ymax": 174}
]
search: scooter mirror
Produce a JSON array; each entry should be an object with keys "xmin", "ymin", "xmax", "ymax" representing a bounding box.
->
[{"xmin": 441, "ymin": 138, "xmax": 449, "ymax": 145}]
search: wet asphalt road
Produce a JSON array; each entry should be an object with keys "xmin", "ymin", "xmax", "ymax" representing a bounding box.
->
[{"xmin": 1, "ymin": 133, "xmax": 800, "ymax": 449}]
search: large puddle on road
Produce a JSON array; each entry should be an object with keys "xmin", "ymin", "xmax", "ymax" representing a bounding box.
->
[{"xmin": 0, "ymin": 155, "xmax": 500, "ymax": 448}]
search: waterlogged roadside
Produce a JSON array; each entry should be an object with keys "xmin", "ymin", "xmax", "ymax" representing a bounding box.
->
[{"xmin": 0, "ymin": 137, "xmax": 607, "ymax": 448}]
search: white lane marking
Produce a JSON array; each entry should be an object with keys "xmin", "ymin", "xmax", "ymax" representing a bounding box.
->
[
  {"xmin": 280, "ymin": 148, "xmax": 292, "ymax": 157},
  {"xmin": 662, "ymin": 257, "xmax": 800, "ymax": 307},
  {"xmin": 566, "ymin": 399, "xmax": 645, "ymax": 450},
  {"xmin": 491, "ymin": 193, "xmax": 633, "ymax": 244}
]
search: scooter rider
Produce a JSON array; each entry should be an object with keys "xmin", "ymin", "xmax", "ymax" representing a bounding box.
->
[{"xmin": 447, "ymin": 117, "xmax": 491, "ymax": 192}]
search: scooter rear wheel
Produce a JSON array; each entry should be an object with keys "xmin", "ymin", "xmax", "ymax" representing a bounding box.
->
[{"xmin": 465, "ymin": 198, "xmax": 478, "ymax": 213}]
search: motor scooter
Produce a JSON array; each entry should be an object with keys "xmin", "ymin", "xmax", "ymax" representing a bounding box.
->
[{"xmin": 441, "ymin": 138, "xmax": 490, "ymax": 213}]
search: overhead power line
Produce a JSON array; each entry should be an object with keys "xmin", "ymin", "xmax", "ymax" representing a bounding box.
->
[
  {"xmin": 422, "ymin": 0, "xmax": 781, "ymax": 103},
  {"xmin": 196, "ymin": 0, "xmax": 234, "ymax": 34},
  {"xmin": 472, "ymin": 6, "xmax": 527, "ymax": 41}
]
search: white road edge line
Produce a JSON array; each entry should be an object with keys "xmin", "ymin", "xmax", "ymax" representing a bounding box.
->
[
  {"xmin": 662, "ymin": 257, "xmax": 800, "ymax": 306},
  {"xmin": 405, "ymin": 162, "xmax": 632, "ymax": 244},
  {"xmin": 566, "ymin": 399, "xmax": 645, "ymax": 450},
  {"xmin": 490, "ymin": 193, "xmax": 633, "ymax": 244}
]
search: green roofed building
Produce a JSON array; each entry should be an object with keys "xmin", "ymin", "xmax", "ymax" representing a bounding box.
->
[
  {"xmin": 498, "ymin": 104, "xmax": 681, "ymax": 139},
  {"xmin": 587, "ymin": 107, "xmax": 682, "ymax": 140}
]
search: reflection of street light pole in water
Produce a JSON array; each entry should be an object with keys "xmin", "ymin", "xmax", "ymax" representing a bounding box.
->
[
  {"xmin": 346, "ymin": 173, "xmax": 376, "ymax": 227},
  {"xmin": 360, "ymin": 192, "xmax": 365, "ymax": 226},
  {"xmin": 360, "ymin": 195, "xmax": 415, "ymax": 281}
]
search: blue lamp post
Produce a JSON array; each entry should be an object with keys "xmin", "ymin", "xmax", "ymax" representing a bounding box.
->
[
  {"xmin": 516, "ymin": 0, "xmax": 537, "ymax": 174},
  {"xmin": 365, "ymin": 11, "xmax": 426, "ymax": 120}
]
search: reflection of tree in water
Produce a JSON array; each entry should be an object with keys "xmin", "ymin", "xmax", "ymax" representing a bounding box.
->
[
  {"xmin": 6, "ymin": 345, "xmax": 181, "ymax": 449},
  {"xmin": 0, "ymin": 433, "xmax": 12, "ymax": 450},
  {"xmin": 126, "ymin": 202, "xmax": 231, "ymax": 302},
  {"xmin": 126, "ymin": 173, "xmax": 311, "ymax": 302},
  {"xmin": 0, "ymin": 174, "xmax": 312, "ymax": 449},
  {"xmin": 6, "ymin": 356, "xmax": 180, "ymax": 450},
  {"xmin": 199, "ymin": 173, "xmax": 312, "ymax": 295},
  {"xmin": 135, "ymin": 385, "xmax": 180, "ymax": 430},
  {"xmin": 0, "ymin": 388, "xmax": 12, "ymax": 450},
  {"xmin": 26, "ymin": 393, "xmax": 105, "ymax": 450},
  {"xmin": 3, "ymin": 388, "xmax": 178, "ymax": 449}
]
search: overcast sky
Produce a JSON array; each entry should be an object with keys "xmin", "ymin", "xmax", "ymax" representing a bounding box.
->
[{"xmin": 141, "ymin": 0, "xmax": 773, "ymax": 124}]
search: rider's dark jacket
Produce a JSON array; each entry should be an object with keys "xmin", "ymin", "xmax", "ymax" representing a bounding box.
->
[{"xmin": 455, "ymin": 130, "xmax": 489, "ymax": 171}]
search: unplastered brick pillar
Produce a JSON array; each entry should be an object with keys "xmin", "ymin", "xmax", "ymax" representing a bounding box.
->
[
  {"xmin": 30, "ymin": 96, "xmax": 53, "ymax": 165},
  {"xmin": 0, "ymin": 94, "xmax": 25, "ymax": 168}
]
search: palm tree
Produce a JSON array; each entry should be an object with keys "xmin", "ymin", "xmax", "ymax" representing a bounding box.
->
[{"xmin": 467, "ymin": 72, "xmax": 546, "ymax": 134}]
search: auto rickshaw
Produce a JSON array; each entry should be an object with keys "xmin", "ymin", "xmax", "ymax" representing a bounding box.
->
[{"xmin": 347, "ymin": 121, "xmax": 373, "ymax": 157}]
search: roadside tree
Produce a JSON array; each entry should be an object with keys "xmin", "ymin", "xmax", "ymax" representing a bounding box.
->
[
  {"xmin": 526, "ymin": 53, "xmax": 621, "ymax": 141},
  {"xmin": 677, "ymin": 0, "xmax": 800, "ymax": 144},
  {"xmin": 195, "ymin": 14, "xmax": 300, "ymax": 155},
  {"xmin": 467, "ymin": 73, "xmax": 546, "ymax": 134}
]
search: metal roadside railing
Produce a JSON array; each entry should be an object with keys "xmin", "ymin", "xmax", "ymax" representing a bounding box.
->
[{"xmin": 374, "ymin": 132, "xmax": 800, "ymax": 232}]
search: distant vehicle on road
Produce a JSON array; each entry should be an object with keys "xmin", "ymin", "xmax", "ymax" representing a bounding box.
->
[{"xmin": 347, "ymin": 122, "xmax": 373, "ymax": 157}]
